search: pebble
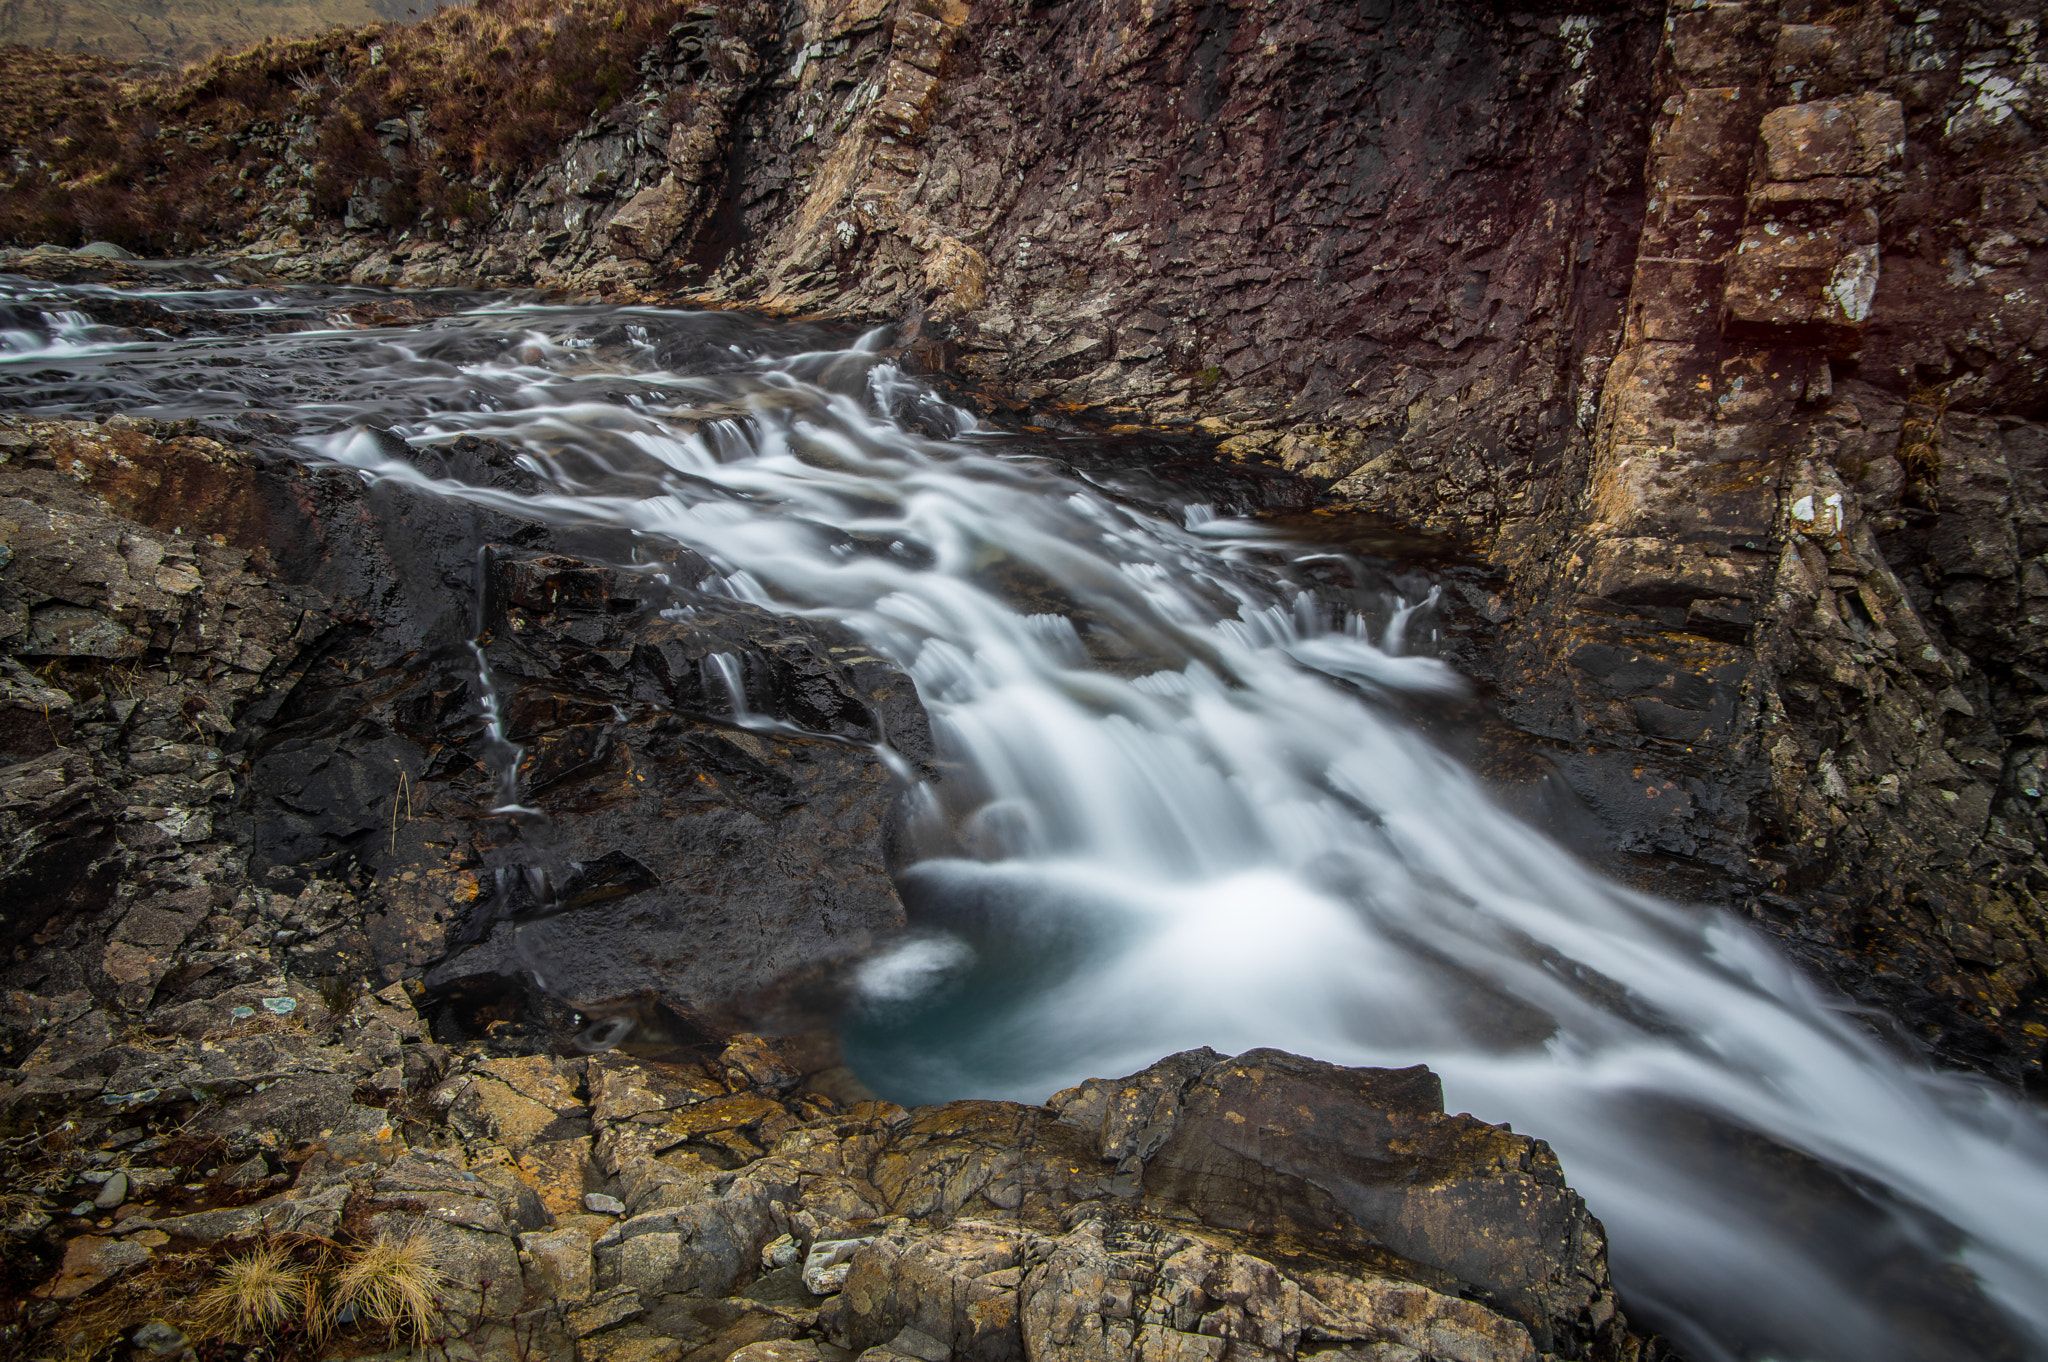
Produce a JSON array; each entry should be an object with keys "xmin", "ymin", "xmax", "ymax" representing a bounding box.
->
[
  {"xmin": 802, "ymin": 1236, "xmax": 874, "ymax": 1295},
  {"xmin": 760, "ymin": 1232, "xmax": 801, "ymax": 1269},
  {"xmin": 131, "ymin": 1321, "xmax": 190, "ymax": 1356},
  {"xmin": 584, "ymin": 1193, "xmax": 626, "ymax": 1215},
  {"xmin": 223, "ymin": 1155, "xmax": 271, "ymax": 1186},
  {"xmin": 94, "ymin": 1171, "xmax": 128, "ymax": 1209}
]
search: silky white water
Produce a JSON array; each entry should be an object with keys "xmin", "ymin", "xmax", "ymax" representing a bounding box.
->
[{"xmin": 4, "ymin": 280, "xmax": 2047, "ymax": 1362}]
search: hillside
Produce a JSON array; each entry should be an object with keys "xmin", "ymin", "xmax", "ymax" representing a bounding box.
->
[{"xmin": 0, "ymin": 0, "xmax": 453, "ymax": 66}]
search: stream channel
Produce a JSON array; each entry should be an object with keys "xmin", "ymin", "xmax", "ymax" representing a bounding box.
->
[{"xmin": 4, "ymin": 275, "xmax": 2048, "ymax": 1362}]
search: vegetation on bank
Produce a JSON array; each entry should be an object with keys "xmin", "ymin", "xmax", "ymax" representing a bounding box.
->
[
  {"xmin": 37, "ymin": 1229, "xmax": 449, "ymax": 1358},
  {"xmin": 0, "ymin": 0, "xmax": 716, "ymax": 253}
]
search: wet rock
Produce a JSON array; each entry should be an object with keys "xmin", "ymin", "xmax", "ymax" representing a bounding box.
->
[
  {"xmin": 1138, "ymin": 1053, "xmax": 1612, "ymax": 1352},
  {"xmin": 37, "ymin": 1234, "xmax": 151, "ymax": 1300},
  {"xmin": 91, "ymin": 1170, "xmax": 127, "ymax": 1208}
]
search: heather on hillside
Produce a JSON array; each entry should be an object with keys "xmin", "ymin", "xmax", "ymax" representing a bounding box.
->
[{"xmin": 0, "ymin": 0, "xmax": 737, "ymax": 251}]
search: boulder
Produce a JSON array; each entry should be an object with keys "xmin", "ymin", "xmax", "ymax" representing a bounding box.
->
[
  {"xmin": 1134, "ymin": 1053, "xmax": 1614, "ymax": 1353},
  {"xmin": 837, "ymin": 1221, "xmax": 1042, "ymax": 1361}
]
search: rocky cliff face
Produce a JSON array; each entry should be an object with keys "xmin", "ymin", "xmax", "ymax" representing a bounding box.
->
[
  {"xmin": 446, "ymin": 0, "xmax": 2048, "ymax": 1088},
  {"xmin": 0, "ymin": 0, "xmax": 2043, "ymax": 1082}
]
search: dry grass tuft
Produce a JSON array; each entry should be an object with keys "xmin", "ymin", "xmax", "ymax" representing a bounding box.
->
[
  {"xmin": 191, "ymin": 1241, "xmax": 311, "ymax": 1340},
  {"xmin": 327, "ymin": 1229, "xmax": 445, "ymax": 1342}
]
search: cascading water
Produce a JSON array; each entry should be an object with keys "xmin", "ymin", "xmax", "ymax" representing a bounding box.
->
[{"xmin": 5, "ymin": 275, "xmax": 2047, "ymax": 1362}]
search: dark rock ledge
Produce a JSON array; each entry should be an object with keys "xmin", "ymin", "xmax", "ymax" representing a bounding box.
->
[{"xmin": 0, "ymin": 417, "xmax": 1666, "ymax": 1358}]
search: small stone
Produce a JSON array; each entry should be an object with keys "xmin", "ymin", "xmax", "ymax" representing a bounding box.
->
[
  {"xmin": 71, "ymin": 1202, "xmax": 95, "ymax": 1216},
  {"xmin": 222, "ymin": 1155, "xmax": 270, "ymax": 1187},
  {"xmin": 38, "ymin": 1234, "xmax": 152, "ymax": 1299},
  {"xmin": 584, "ymin": 1193, "xmax": 626, "ymax": 1215},
  {"xmin": 761, "ymin": 1231, "xmax": 801, "ymax": 1270},
  {"xmin": 94, "ymin": 1171, "xmax": 129, "ymax": 1209},
  {"xmin": 131, "ymin": 1320, "xmax": 192, "ymax": 1356},
  {"xmin": 802, "ymin": 1236, "xmax": 874, "ymax": 1295},
  {"xmin": 6, "ymin": 1209, "xmax": 52, "ymax": 1235}
]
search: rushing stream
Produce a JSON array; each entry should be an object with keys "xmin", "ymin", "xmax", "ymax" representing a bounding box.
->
[{"xmin": 5, "ymin": 274, "xmax": 2048, "ymax": 1362}]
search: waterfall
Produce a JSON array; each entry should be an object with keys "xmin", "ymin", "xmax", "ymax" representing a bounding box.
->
[{"xmin": 4, "ymin": 277, "xmax": 2046, "ymax": 1362}]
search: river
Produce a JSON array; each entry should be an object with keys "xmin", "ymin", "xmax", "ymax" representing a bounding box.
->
[{"xmin": 4, "ymin": 274, "xmax": 2047, "ymax": 1362}]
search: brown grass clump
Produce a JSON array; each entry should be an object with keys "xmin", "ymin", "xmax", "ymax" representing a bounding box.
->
[
  {"xmin": 0, "ymin": 0, "xmax": 750, "ymax": 252},
  {"xmin": 325, "ymin": 1229, "xmax": 445, "ymax": 1342},
  {"xmin": 0, "ymin": 49, "xmax": 146, "ymax": 153},
  {"xmin": 1897, "ymin": 381, "xmax": 1950, "ymax": 509},
  {"xmin": 21, "ymin": 1227, "xmax": 450, "ymax": 1358},
  {"xmin": 191, "ymin": 1241, "xmax": 311, "ymax": 1341}
]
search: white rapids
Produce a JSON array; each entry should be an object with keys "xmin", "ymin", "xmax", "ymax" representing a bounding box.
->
[{"xmin": 3, "ymin": 282, "xmax": 2047, "ymax": 1362}]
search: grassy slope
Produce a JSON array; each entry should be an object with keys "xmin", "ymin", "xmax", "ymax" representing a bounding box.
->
[
  {"xmin": 0, "ymin": 0, "xmax": 715, "ymax": 252},
  {"xmin": 0, "ymin": 0, "xmax": 446, "ymax": 68}
]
